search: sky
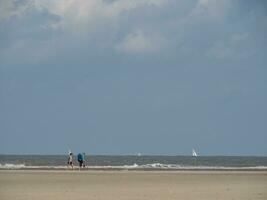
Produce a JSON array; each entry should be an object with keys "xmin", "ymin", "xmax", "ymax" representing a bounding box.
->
[{"xmin": 0, "ymin": 0, "xmax": 266, "ymax": 155}]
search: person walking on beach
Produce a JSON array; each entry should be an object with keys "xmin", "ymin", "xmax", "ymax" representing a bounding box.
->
[
  {"xmin": 67, "ymin": 152, "xmax": 74, "ymax": 170},
  {"xmin": 77, "ymin": 153, "xmax": 85, "ymax": 170}
]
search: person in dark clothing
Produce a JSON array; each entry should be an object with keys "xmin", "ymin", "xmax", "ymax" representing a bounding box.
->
[{"xmin": 77, "ymin": 153, "xmax": 84, "ymax": 170}]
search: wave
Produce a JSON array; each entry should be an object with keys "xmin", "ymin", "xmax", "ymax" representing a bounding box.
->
[
  {"xmin": 1, "ymin": 163, "xmax": 267, "ymax": 170},
  {"xmin": 91, "ymin": 163, "xmax": 267, "ymax": 170},
  {"xmin": 0, "ymin": 163, "xmax": 68, "ymax": 169},
  {"xmin": 0, "ymin": 163, "xmax": 27, "ymax": 169}
]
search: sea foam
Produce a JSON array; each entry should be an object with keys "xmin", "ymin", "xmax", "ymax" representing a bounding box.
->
[
  {"xmin": 1, "ymin": 163, "xmax": 267, "ymax": 170},
  {"xmin": 0, "ymin": 163, "xmax": 26, "ymax": 169}
]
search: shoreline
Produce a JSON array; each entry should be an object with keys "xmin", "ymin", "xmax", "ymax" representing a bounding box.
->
[
  {"xmin": 1, "ymin": 166, "xmax": 267, "ymax": 171},
  {"xmin": 1, "ymin": 169, "xmax": 267, "ymax": 173},
  {"xmin": 1, "ymin": 168, "xmax": 267, "ymax": 172}
]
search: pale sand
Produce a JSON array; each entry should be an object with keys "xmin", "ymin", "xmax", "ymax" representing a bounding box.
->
[{"xmin": 0, "ymin": 170, "xmax": 267, "ymax": 200}]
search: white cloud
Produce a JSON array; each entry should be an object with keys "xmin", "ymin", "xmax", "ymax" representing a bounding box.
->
[
  {"xmin": 30, "ymin": 0, "xmax": 166, "ymax": 31},
  {"xmin": 0, "ymin": 1, "xmax": 13, "ymax": 21},
  {"xmin": 115, "ymin": 30, "xmax": 166, "ymax": 54},
  {"xmin": 0, "ymin": 0, "xmax": 168, "ymax": 62},
  {"xmin": 0, "ymin": 0, "xmax": 31, "ymax": 21},
  {"xmin": 105, "ymin": 0, "xmax": 166, "ymax": 17},
  {"xmin": 190, "ymin": 0, "xmax": 232, "ymax": 19},
  {"xmin": 33, "ymin": 0, "xmax": 168, "ymax": 55},
  {"xmin": 1, "ymin": 0, "xmax": 166, "ymax": 29}
]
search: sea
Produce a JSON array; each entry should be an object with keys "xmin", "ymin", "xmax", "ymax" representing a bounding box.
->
[{"xmin": 1, "ymin": 155, "xmax": 267, "ymax": 170}]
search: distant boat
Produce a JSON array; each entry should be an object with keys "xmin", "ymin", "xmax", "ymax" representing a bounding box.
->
[
  {"xmin": 192, "ymin": 149, "xmax": 198, "ymax": 157},
  {"xmin": 137, "ymin": 153, "xmax": 142, "ymax": 157}
]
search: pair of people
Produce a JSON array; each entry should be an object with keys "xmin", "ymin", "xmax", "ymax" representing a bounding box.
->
[{"xmin": 67, "ymin": 152, "xmax": 86, "ymax": 170}]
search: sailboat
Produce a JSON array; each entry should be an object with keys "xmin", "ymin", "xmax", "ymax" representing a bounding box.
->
[{"xmin": 192, "ymin": 149, "xmax": 198, "ymax": 157}]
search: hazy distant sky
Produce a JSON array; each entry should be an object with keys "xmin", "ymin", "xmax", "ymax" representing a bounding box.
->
[{"xmin": 0, "ymin": 0, "xmax": 266, "ymax": 155}]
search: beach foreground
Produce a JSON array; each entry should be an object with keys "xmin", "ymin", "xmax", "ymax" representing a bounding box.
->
[{"xmin": 0, "ymin": 170, "xmax": 266, "ymax": 200}]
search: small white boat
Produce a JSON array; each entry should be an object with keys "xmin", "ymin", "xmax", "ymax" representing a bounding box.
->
[{"xmin": 192, "ymin": 149, "xmax": 198, "ymax": 157}]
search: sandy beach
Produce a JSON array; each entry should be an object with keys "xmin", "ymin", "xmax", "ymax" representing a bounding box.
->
[{"xmin": 0, "ymin": 170, "xmax": 266, "ymax": 200}]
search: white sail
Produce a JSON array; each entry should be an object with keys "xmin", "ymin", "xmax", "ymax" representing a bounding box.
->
[{"xmin": 192, "ymin": 149, "xmax": 198, "ymax": 157}]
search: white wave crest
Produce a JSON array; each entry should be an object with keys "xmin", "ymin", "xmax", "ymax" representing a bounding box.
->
[
  {"xmin": 0, "ymin": 163, "xmax": 26, "ymax": 169},
  {"xmin": 86, "ymin": 164, "xmax": 267, "ymax": 170},
  {"xmin": 1, "ymin": 163, "xmax": 267, "ymax": 170}
]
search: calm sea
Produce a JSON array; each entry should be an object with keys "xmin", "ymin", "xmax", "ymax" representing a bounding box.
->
[{"xmin": 1, "ymin": 155, "xmax": 267, "ymax": 170}]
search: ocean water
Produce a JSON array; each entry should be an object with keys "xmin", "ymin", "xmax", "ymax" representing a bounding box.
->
[{"xmin": 0, "ymin": 155, "xmax": 267, "ymax": 170}]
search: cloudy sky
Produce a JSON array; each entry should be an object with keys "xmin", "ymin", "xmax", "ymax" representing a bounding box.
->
[{"xmin": 0, "ymin": 0, "xmax": 266, "ymax": 155}]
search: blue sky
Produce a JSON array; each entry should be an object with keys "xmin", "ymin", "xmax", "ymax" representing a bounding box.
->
[{"xmin": 0, "ymin": 0, "xmax": 266, "ymax": 155}]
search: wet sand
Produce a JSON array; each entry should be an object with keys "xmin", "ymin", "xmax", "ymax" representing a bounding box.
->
[{"xmin": 0, "ymin": 170, "xmax": 266, "ymax": 200}]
